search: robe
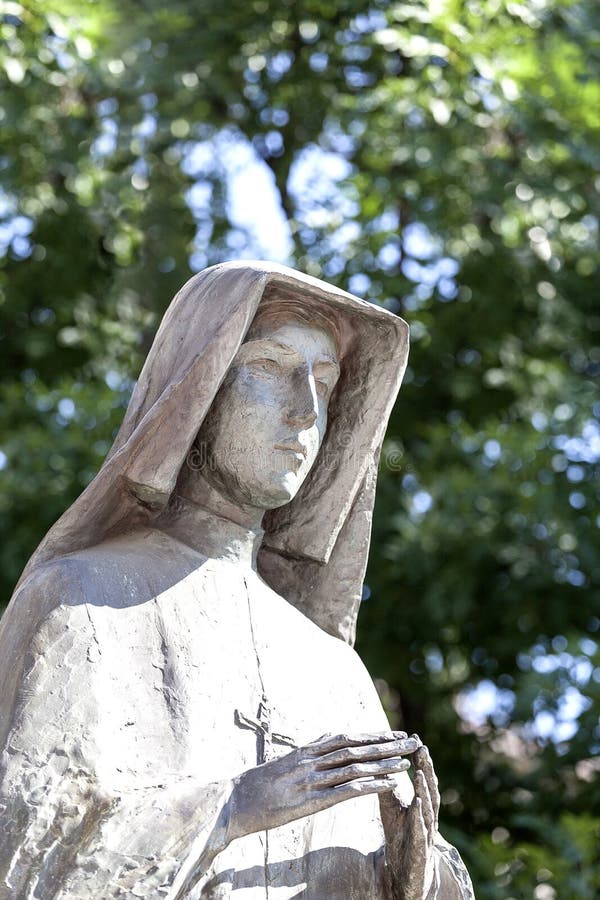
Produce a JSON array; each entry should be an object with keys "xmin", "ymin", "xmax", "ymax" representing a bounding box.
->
[{"xmin": 0, "ymin": 518, "xmax": 471, "ymax": 899}]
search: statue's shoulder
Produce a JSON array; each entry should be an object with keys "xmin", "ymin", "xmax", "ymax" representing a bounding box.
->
[
  {"xmin": 11, "ymin": 528, "xmax": 173, "ymax": 622},
  {"xmin": 7, "ymin": 556, "xmax": 97, "ymax": 647},
  {"xmin": 12, "ymin": 553, "xmax": 90, "ymax": 617},
  {"xmin": 0, "ymin": 557, "xmax": 101, "ymax": 708},
  {"xmin": 56, "ymin": 526, "xmax": 178, "ymax": 570}
]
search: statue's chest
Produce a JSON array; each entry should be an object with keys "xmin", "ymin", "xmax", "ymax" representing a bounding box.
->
[{"xmin": 86, "ymin": 564, "xmax": 359, "ymax": 786}]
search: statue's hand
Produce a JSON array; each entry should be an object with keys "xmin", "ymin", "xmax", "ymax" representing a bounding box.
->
[
  {"xmin": 228, "ymin": 731, "xmax": 420, "ymax": 842},
  {"xmin": 379, "ymin": 738, "xmax": 440, "ymax": 900}
]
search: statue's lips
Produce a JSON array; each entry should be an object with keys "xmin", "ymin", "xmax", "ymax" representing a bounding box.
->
[
  {"xmin": 273, "ymin": 442, "xmax": 307, "ymax": 466},
  {"xmin": 273, "ymin": 441, "xmax": 307, "ymax": 458}
]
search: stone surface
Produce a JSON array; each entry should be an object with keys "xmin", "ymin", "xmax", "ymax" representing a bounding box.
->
[{"xmin": 0, "ymin": 261, "xmax": 475, "ymax": 898}]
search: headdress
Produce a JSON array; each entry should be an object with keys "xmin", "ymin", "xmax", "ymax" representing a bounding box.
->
[{"xmin": 13, "ymin": 262, "xmax": 409, "ymax": 644}]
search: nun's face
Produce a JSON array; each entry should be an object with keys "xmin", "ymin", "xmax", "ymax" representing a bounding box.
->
[{"xmin": 196, "ymin": 318, "xmax": 340, "ymax": 510}]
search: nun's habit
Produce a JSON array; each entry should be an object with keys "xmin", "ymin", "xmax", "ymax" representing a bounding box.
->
[{"xmin": 0, "ymin": 263, "xmax": 471, "ymax": 899}]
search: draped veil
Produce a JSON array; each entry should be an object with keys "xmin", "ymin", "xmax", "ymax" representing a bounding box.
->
[{"xmin": 12, "ymin": 261, "xmax": 409, "ymax": 645}]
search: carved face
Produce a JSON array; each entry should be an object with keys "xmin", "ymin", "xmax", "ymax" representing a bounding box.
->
[{"xmin": 196, "ymin": 317, "xmax": 340, "ymax": 510}]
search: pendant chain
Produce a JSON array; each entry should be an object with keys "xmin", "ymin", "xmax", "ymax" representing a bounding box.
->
[{"xmin": 242, "ymin": 574, "xmax": 271, "ymax": 899}]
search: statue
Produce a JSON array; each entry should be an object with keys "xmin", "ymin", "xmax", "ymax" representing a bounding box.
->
[{"xmin": 0, "ymin": 262, "xmax": 474, "ymax": 898}]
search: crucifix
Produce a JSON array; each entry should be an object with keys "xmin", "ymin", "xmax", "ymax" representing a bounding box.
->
[{"xmin": 235, "ymin": 693, "xmax": 296, "ymax": 764}]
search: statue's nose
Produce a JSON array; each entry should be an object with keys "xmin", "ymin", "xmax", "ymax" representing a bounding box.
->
[
  {"xmin": 284, "ymin": 369, "xmax": 319, "ymax": 429},
  {"xmin": 285, "ymin": 404, "xmax": 318, "ymax": 429}
]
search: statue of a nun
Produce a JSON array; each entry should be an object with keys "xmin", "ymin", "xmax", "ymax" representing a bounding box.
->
[{"xmin": 0, "ymin": 262, "xmax": 474, "ymax": 899}]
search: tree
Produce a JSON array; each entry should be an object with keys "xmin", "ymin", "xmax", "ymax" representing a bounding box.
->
[{"xmin": 1, "ymin": 1, "xmax": 599, "ymax": 895}]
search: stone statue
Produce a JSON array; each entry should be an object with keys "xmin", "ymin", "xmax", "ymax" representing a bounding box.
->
[{"xmin": 0, "ymin": 262, "xmax": 474, "ymax": 899}]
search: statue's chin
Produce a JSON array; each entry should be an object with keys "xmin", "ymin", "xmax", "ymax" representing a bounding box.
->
[{"xmin": 248, "ymin": 470, "xmax": 304, "ymax": 510}]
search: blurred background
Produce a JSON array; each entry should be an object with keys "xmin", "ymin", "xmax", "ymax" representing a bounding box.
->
[{"xmin": 0, "ymin": 1, "xmax": 599, "ymax": 895}]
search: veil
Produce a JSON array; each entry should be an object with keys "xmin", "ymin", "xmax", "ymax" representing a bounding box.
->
[{"xmin": 11, "ymin": 261, "xmax": 409, "ymax": 645}]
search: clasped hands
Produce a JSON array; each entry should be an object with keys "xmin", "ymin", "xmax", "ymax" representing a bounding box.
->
[{"xmin": 229, "ymin": 730, "xmax": 440, "ymax": 900}]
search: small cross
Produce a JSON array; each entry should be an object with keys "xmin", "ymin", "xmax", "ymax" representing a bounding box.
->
[{"xmin": 235, "ymin": 694, "xmax": 296, "ymax": 764}]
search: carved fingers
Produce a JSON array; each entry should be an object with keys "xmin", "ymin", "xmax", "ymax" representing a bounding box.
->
[
  {"xmin": 317, "ymin": 776, "xmax": 401, "ymax": 805},
  {"xmin": 312, "ymin": 757, "xmax": 411, "ymax": 788},
  {"xmin": 310, "ymin": 734, "xmax": 420, "ymax": 769},
  {"xmin": 306, "ymin": 731, "xmax": 412, "ymax": 755},
  {"xmin": 412, "ymin": 741, "xmax": 440, "ymax": 831},
  {"xmin": 377, "ymin": 738, "xmax": 442, "ymax": 900},
  {"xmin": 229, "ymin": 732, "xmax": 422, "ymax": 841},
  {"xmin": 305, "ymin": 733, "xmax": 419, "ymax": 798},
  {"xmin": 413, "ymin": 772, "xmax": 435, "ymax": 849},
  {"xmin": 406, "ymin": 742, "xmax": 439, "ymax": 861}
]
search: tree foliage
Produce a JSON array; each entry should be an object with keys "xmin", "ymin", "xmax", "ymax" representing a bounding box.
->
[{"xmin": 1, "ymin": 1, "xmax": 599, "ymax": 895}]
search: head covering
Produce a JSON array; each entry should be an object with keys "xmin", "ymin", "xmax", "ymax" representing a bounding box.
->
[{"xmin": 14, "ymin": 261, "xmax": 409, "ymax": 645}]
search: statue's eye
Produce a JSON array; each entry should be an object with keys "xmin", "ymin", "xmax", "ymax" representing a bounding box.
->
[{"xmin": 250, "ymin": 358, "xmax": 281, "ymax": 374}]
